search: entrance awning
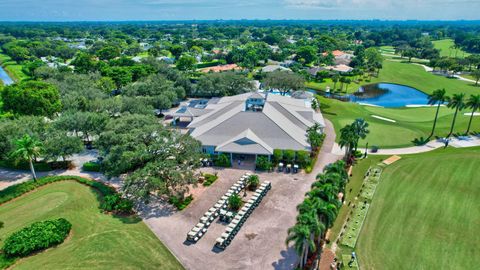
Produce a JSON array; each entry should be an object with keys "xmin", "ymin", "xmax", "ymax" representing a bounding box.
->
[{"xmin": 215, "ymin": 129, "xmax": 273, "ymax": 155}]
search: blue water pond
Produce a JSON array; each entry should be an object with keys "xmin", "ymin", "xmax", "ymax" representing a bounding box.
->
[{"xmin": 349, "ymin": 83, "xmax": 429, "ymax": 107}]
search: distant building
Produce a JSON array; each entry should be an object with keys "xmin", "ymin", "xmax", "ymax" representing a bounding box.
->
[
  {"xmin": 199, "ymin": 64, "xmax": 242, "ymax": 73},
  {"xmin": 261, "ymin": 65, "xmax": 291, "ymax": 73}
]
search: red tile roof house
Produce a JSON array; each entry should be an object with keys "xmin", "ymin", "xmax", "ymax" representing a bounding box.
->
[{"xmin": 199, "ymin": 64, "xmax": 242, "ymax": 73}]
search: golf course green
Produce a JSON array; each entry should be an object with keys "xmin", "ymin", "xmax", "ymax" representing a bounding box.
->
[
  {"xmin": 356, "ymin": 147, "xmax": 480, "ymax": 269},
  {"xmin": 0, "ymin": 180, "xmax": 183, "ymax": 270}
]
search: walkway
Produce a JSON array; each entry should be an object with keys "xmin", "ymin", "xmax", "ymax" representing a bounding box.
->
[{"xmin": 0, "ymin": 150, "xmax": 119, "ymax": 190}]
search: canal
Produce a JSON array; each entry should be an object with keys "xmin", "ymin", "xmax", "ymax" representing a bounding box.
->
[{"xmin": 0, "ymin": 65, "xmax": 14, "ymax": 86}]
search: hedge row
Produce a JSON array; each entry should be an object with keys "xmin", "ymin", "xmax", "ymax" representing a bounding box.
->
[
  {"xmin": 0, "ymin": 159, "xmax": 70, "ymax": 172},
  {"xmin": 82, "ymin": 161, "xmax": 101, "ymax": 172},
  {"xmin": 0, "ymin": 175, "xmax": 132, "ymax": 214},
  {"xmin": 3, "ymin": 218, "xmax": 72, "ymax": 258}
]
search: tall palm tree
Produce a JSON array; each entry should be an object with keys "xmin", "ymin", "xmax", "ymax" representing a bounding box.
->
[
  {"xmin": 315, "ymin": 200, "xmax": 338, "ymax": 228},
  {"xmin": 351, "ymin": 118, "xmax": 370, "ymax": 152},
  {"xmin": 339, "ymin": 124, "xmax": 357, "ymax": 161},
  {"xmin": 427, "ymin": 89, "xmax": 448, "ymax": 139},
  {"xmin": 465, "ymin": 94, "xmax": 480, "ymax": 134},
  {"xmin": 447, "ymin": 93, "xmax": 466, "ymax": 137},
  {"xmin": 324, "ymin": 160, "xmax": 348, "ymax": 184},
  {"xmin": 286, "ymin": 223, "xmax": 315, "ymax": 269},
  {"xmin": 11, "ymin": 135, "xmax": 43, "ymax": 181}
]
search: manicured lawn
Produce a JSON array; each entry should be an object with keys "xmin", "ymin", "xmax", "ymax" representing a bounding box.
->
[
  {"xmin": 356, "ymin": 147, "xmax": 480, "ymax": 269},
  {"xmin": 432, "ymin": 39, "xmax": 471, "ymax": 58},
  {"xmin": 320, "ymin": 96, "xmax": 480, "ymax": 148},
  {"xmin": 0, "ymin": 180, "xmax": 183, "ymax": 270},
  {"xmin": 307, "ymin": 60, "xmax": 480, "ymax": 96}
]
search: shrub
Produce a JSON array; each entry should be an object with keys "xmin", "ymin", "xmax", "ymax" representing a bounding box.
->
[
  {"xmin": 101, "ymin": 194, "xmax": 134, "ymax": 214},
  {"xmin": 202, "ymin": 173, "xmax": 218, "ymax": 187},
  {"xmin": 284, "ymin": 149, "xmax": 295, "ymax": 164},
  {"xmin": 353, "ymin": 150, "xmax": 363, "ymax": 158},
  {"xmin": 169, "ymin": 195, "xmax": 193, "ymax": 210},
  {"xmin": 273, "ymin": 149, "xmax": 283, "ymax": 164},
  {"xmin": 247, "ymin": 175, "xmax": 260, "ymax": 191},
  {"xmin": 295, "ymin": 150, "xmax": 311, "ymax": 168},
  {"xmin": 255, "ymin": 156, "xmax": 272, "ymax": 171},
  {"xmin": 213, "ymin": 153, "xmax": 231, "ymax": 167},
  {"xmin": 3, "ymin": 218, "xmax": 72, "ymax": 258},
  {"xmin": 228, "ymin": 194, "xmax": 242, "ymax": 211},
  {"xmin": 82, "ymin": 161, "xmax": 101, "ymax": 172}
]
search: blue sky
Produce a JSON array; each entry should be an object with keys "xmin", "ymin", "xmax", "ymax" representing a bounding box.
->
[{"xmin": 0, "ymin": 0, "xmax": 479, "ymax": 21}]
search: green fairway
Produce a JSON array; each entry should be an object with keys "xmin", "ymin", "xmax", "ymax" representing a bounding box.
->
[
  {"xmin": 320, "ymin": 96, "xmax": 480, "ymax": 148},
  {"xmin": 432, "ymin": 39, "xmax": 471, "ymax": 58},
  {"xmin": 356, "ymin": 147, "xmax": 480, "ymax": 270},
  {"xmin": 0, "ymin": 180, "xmax": 183, "ymax": 270},
  {"xmin": 307, "ymin": 60, "xmax": 480, "ymax": 96}
]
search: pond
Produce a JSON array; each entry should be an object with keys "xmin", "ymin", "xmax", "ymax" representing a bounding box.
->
[
  {"xmin": 0, "ymin": 66, "xmax": 14, "ymax": 86},
  {"xmin": 349, "ymin": 83, "xmax": 429, "ymax": 107}
]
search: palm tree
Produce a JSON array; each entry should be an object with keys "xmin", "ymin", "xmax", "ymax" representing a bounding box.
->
[
  {"xmin": 465, "ymin": 94, "xmax": 480, "ymax": 134},
  {"xmin": 324, "ymin": 160, "xmax": 348, "ymax": 183},
  {"xmin": 351, "ymin": 118, "xmax": 370, "ymax": 152},
  {"xmin": 286, "ymin": 223, "xmax": 315, "ymax": 269},
  {"xmin": 339, "ymin": 124, "xmax": 357, "ymax": 161},
  {"xmin": 447, "ymin": 93, "xmax": 466, "ymax": 137},
  {"xmin": 332, "ymin": 74, "xmax": 339, "ymax": 91},
  {"xmin": 11, "ymin": 135, "xmax": 43, "ymax": 181},
  {"xmin": 316, "ymin": 200, "xmax": 338, "ymax": 228},
  {"xmin": 427, "ymin": 89, "xmax": 448, "ymax": 139}
]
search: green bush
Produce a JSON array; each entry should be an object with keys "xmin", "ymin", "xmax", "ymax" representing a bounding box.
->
[
  {"xmin": 255, "ymin": 156, "xmax": 272, "ymax": 171},
  {"xmin": 202, "ymin": 173, "xmax": 218, "ymax": 187},
  {"xmin": 3, "ymin": 218, "xmax": 72, "ymax": 258},
  {"xmin": 101, "ymin": 194, "xmax": 134, "ymax": 214},
  {"xmin": 295, "ymin": 150, "xmax": 311, "ymax": 168},
  {"xmin": 169, "ymin": 195, "xmax": 193, "ymax": 210},
  {"xmin": 273, "ymin": 149, "xmax": 283, "ymax": 164},
  {"xmin": 247, "ymin": 175, "xmax": 260, "ymax": 191},
  {"xmin": 284, "ymin": 149, "xmax": 295, "ymax": 164},
  {"xmin": 82, "ymin": 161, "xmax": 101, "ymax": 172},
  {"xmin": 228, "ymin": 194, "xmax": 242, "ymax": 211},
  {"xmin": 213, "ymin": 153, "xmax": 231, "ymax": 167}
]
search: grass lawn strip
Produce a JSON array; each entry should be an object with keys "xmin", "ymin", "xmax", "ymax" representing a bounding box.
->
[{"xmin": 340, "ymin": 165, "xmax": 383, "ymax": 249}]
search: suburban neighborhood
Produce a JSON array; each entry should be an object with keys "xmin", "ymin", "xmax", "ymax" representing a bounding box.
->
[{"xmin": 0, "ymin": 4, "xmax": 480, "ymax": 270}]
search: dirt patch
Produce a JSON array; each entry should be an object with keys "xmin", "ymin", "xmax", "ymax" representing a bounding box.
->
[
  {"xmin": 245, "ymin": 233, "xmax": 257, "ymax": 240},
  {"xmin": 319, "ymin": 248, "xmax": 336, "ymax": 270}
]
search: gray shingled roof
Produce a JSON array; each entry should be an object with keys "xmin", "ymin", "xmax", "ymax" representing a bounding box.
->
[{"xmin": 187, "ymin": 92, "xmax": 325, "ymax": 154}]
